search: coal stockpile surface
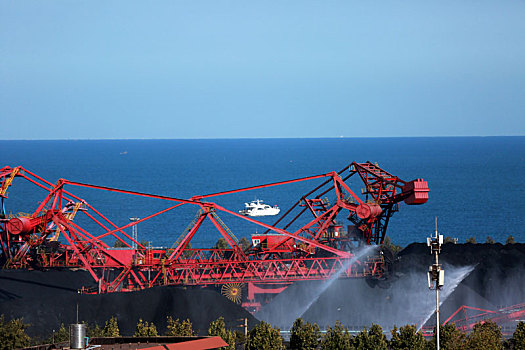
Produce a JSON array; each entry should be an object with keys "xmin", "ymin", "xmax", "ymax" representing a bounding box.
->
[
  {"xmin": 256, "ymin": 243, "xmax": 525, "ymax": 331},
  {"xmin": 2, "ymin": 244, "xmax": 524, "ymax": 337},
  {"xmin": 0, "ymin": 269, "xmax": 97, "ymax": 302},
  {"xmin": 0, "ymin": 270, "xmax": 257, "ymax": 337}
]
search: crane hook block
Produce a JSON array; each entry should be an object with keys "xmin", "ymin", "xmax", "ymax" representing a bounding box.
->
[{"xmin": 402, "ymin": 179, "xmax": 429, "ymax": 205}]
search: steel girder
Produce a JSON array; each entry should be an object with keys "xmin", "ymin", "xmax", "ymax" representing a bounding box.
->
[{"xmin": 0, "ymin": 163, "xmax": 428, "ymax": 298}]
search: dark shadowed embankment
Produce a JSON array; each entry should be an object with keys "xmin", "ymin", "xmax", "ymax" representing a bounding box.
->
[{"xmin": 0, "ymin": 269, "xmax": 257, "ymax": 337}]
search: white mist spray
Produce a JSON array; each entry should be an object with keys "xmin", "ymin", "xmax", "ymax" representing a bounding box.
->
[
  {"xmin": 417, "ymin": 264, "xmax": 475, "ymax": 331},
  {"xmin": 297, "ymin": 245, "xmax": 377, "ymax": 318}
]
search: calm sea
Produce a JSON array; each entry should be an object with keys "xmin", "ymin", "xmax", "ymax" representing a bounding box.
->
[{"xmin": 1, "ymin": 137, "xmax": 523, "ymax": 247}]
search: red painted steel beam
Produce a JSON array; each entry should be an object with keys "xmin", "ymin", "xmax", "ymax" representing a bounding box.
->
[
  {"xmin": 61, "ymin": 179, "xmax": 201, "ymax": 205},
  {"xmin": 1, "ymin": 163, "xmax": 426, "ymax": 299},
  {"xmin": 53, "ymin": 217, "xmax": 99, "ymax": 282},
  {"xmin": 159, "ymin": 256, "xmax": 371, "ymax": 286},
  {"xmin": 191, "ymin": 173, "xmax": 334, "ymax": 201},
  {"xmin": 89, "ymin": 203, "xmax": 186, "ymax": 243},
  {"xmin": 168, "ymin": 212, "xmax": 208, "ymax": 260},
  {"xmin": 17, "ymin": 169, "xmax": 135, "ymax": 242},
  {"xmin": 211, "ymin": 203, "xmax": 351, "ymax": 258},
  {"xmin": 208, "ymin": 213, "xmax": 246, "ymax": 258}
]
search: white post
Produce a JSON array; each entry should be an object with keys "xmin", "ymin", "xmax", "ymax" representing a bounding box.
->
[
  {"xmin": 427, "ymin": 218, "xmax": 443, "ymax": 350},
  {"xmin": 435, "ymin": 246, "xmax": 440, "ymax": 350},
  {"xmin": 129, "ymin": 217, "xmax": 140, "ymax": 249}
]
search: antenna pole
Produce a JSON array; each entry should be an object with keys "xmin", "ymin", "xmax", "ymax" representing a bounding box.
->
[
  {"xmin": 434, "ymin": 217, "xmax": 439, "ymax": 346},
  {"xmin": 427, "ymin": 217, "xmax": 443, "ymax": 350}
]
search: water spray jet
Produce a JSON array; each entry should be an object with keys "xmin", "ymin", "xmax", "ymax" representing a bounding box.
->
[{"xmin": 297, "ymin": 245, "xmax": 378, "ymax": 319}]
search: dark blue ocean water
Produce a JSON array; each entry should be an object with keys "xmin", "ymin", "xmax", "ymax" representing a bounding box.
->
[{"xmin": 1, "ymin": 137, "xmax": 524, "ymax": 247}]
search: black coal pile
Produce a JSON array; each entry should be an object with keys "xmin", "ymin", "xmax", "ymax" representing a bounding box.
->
[
  {"xmin": 0, "ymin": 269, "xmax": 257, "ymax": 337},
  {"xmin": 256, "ymin": 243, "xmax": 525, "ymax": 331},
  {"xmin": 2, "ymin": 243, "xmax": 524, "ymax": 337}
]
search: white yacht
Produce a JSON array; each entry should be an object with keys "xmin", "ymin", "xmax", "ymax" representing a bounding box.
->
[{"xmin": 239, "ymin": 199, "xmax": 280, "ymax": 217}]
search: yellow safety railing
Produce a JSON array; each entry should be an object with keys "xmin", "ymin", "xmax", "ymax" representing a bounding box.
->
[{"xmin": 0, "ymin": 167, "xmax": 20, "ymax": 198}]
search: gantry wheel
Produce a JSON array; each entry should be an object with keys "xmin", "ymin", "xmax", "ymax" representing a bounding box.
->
[{"xmin": 221, "ymin": 283, "xmax": 245, "ymax": 304}]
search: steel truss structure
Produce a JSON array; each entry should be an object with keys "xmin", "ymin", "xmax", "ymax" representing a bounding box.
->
[
  {"xmin": 0, "ymin": 162, "xmax": 428, "ymax": 311},
  {"xmin": 421, "ymin": 303, "xmax": 525, "ymax": 337}
]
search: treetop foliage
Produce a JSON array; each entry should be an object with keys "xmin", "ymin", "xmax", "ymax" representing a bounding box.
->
[
  {"xmin": 208, "ymin": 316, "xmax": 235, "ymax": 350},
  {"xmin": 466, "ymin": 320, "xmax": 503, "ymax": 350},
  {"xmin": 320, "ymin": 320, "xmax": 352, "ymax": 350},
  {"xmin": 510, "ymin": 321, "xmax": 525, "ymax": 349},
  {"xmin": 290, "ymin": 318, "xmax": 321, "ymax": 350},
  {"xmin": 433, "ymin": 323, "xmax": 467, "ymax": 350},
  {"xmin": 383, "ymin": 235, "xmax": 403, "ymax": 254},
  {"xmin": 165, "ymin": 316, "xmax": 194, "ymax": 337},
  {"xmin": 246, "ymin": 320, "xmax": 284, "ymax": 350},
  {"xmin": 133, "ymin": 318, "xmax": 158, "ymax": 337},
  {"xmin": 354, "ymin": 323, "xmax": 388, "ymax": 350},
  {"xmin": 239, "ymin": 237, "xmax": 251, "ymax": 251},
  {"xmin": 214, "ymin": 237, "xmax": 229, "ymax": 250},
  {"xmin": 2, "ymin": 312, "xmax": 517, "ymax": 349},
  {"xmin": 103, "ymin": 316, "xmax": 120, "ymax": 337},
  {"xmin": 506, "ymin": 235, "xmax": 516, "ymax": 245},
  {"xmin": 53, "ymin": 323, "xmax": 69, "ymax": 343},
  {"xmin": 0, "ymin": 314, "xmax": 31, "ymax": 350},
  {"xmin": 389, "ymin": 324, "xmax": 426, "ymax": 350}
]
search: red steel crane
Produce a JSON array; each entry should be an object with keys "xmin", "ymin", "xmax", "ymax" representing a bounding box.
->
[
  {"xmin": 443, "ymin": 303, "xmax": 525, "ymax": 332},
  {"xmin": 0, "ymin": 162, "xmax": 429, "ymax": 311},
  {"xmin": 421, "ymin": 303, "xmax": 525, "ymax": 337}
]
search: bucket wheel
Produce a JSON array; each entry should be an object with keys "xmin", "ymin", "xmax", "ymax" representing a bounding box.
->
[{"xmin": 221, "ymin": 283, "xmax": 245, "ymax": 304}]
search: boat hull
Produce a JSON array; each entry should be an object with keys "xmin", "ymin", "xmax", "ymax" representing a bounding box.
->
[{"xmin": 240, "ymin": 208, "xmax": 280, "ymax": 216}]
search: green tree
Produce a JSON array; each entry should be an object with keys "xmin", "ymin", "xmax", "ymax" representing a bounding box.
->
[
  {"xmin": 320, "ymin": 321, "xmax": 353, "ymax": 350},
  {"xmin": 0, "ymin": 314, "xmax": 31, "ymax": 350},
  {"xmin": 87, "ymin": 323, "xmax": 104, "ymax": 338},
  {"xmin": 234, "ymin": 330, "xmax": 247, "ymax": 348},
  {"xmin": 354, "ymin": 324, "xmax": 387, "ymax": 350},
  {"xmin": 389, "ymin": 324, "xmax": 427, "ymax": 350},
  {"xmin": 43, "ymin": 323, "xmax": 69, "ymax": 345},
  {"xmin": 134, "ymin": 318, "xmax": 158, "ymax": 337},
  {"xmin": 486, "ymin": 236, "xmax": 495, "ymax": 244},
  {"xmin": 290, "ymin": 318, "xmax": 321, "ymax": 350},
  {"xmin": 383, "ymin": 235, "xmax": 403, "ymax": 254},
  {"xmin": 102, "ymin": 316, "xmax": 120, "ymax": 337},
  {"xmin": 214, "ymin": 237, "xmax": 229, "ymax": 250},
  {"xmin": 505, "ymin": 235, "xmax": 516, "ymax": 245},
  {"xmin": 239, "ymin": 237, "xmax": 251, "ymax": 251},
  {"xmin": 509, "ymin": 321, "xmax": 525, "ymax": 350},
  {"xmin": 113, "ymin": 239, "xmax": 127, "ymax": 248},
  {"xmin": 443, "ymin": 237, "xmax": 457, "ymax": 244},
  {"xmin": 466, "ymin": 320, "xmax": 502, "ymax": 350},
  {"xmin": 466, "ymin": 236, "xmax": 477, "ymax": 244},
  {"xmin": 183, "ymin": 242, "xmax": 193, "ymax": 258},
  {"xmin": 433, "ymin": 323, "xmax": 466, "ymax": 350},
  {"xmin": 54, "ymin": 323, "xmax": 69, "ymax": 342},
  {"xmin": 165, "ymin": 316, "xmax": 194, "ymax": 336},
  {"xmin": 208, "ymin": 316, "xmax": 235, "ymax": 350},
  {"xmin": 246, "ymin": 320, "xmax": 284, "ymax": 350}
]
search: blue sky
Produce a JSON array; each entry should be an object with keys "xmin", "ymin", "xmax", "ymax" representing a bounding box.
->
[{"xmin": 1, "ymin": 1, "xmax": 524, "ymax": 139}]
